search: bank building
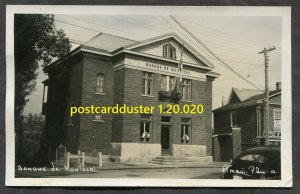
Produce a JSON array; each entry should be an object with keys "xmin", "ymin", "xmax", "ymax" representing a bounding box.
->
[{"xmin": 42, "ymin": 32, "xmax": 219, "ymax": 163}]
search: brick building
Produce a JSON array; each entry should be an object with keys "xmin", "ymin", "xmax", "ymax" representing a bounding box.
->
[
  {"xmin": 212, "ymin": 84, "xmax": 281, "ymax": 162},
  {"xmin": 42, "ymin": 33, "xmax": 219, "ymax": 163}
]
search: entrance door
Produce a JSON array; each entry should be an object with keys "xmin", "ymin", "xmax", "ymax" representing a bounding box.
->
[{"xmin": 161, "ymin": 126, "xmax": 171, "ymax": 155}]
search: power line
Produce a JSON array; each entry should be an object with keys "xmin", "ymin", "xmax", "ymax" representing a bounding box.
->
[
  {"xmin": 180, "ymin": 17, "xmax": 267, "ymax": 48},
  {"xmin": 116, "ymin": 16, "xmax": 272, "ymax": 63},
  {"xmin": 162, "ymin": 16, "xmax": 217, "ymax": 61},
  {"xmin": 170, "ymin": 16, "xmax": 262, "ymax": 90},
  {"xmin": 110, "ymin": 16, "xmax": 166, "ymax": 34},
  {"xmin": 162, "ymin": 17, "xmax": 263, "ymax": 67},
  {"xmin": 55, "ymin": 19, "xmax": 99, "ymax": 33},
  {"xmin": 58, "ymin": 16, "xmax": 265, "ymax": 67},
  {"xmin": 58, "ymin": 15, "xmax": 147, "ymax": 39}
]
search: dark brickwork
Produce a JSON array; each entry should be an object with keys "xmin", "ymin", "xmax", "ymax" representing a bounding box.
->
[
  {"xmin": 45, "ymin": 50, "xmax": 216, "ymax": 157},
  {"xmin": 64, "ymin": 55, "xmax": 83, "ymax": 153},
  {"xmin": 44, "ymin": 52, "xmax": 84, "ymax": 157},
  {"xmin": 117, "ymin": 54, "xmax": 213, "ymax": 154},
  {"xmin": 77, "ymin": 53, "xmax": 114, "ymax": 154}
]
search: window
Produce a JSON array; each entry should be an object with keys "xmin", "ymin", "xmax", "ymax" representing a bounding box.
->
[
  {"xmin": 140, "ymin": 114, "xmax": 152, "ymax": 142},
  {"xmin": 160, "ymin": 75, "xmax": 176, "ymax": 92},
  {"xmin": 94, "ymin": 114, "xmax": 103, "ymax": 122},
  {"xmin": 142, "ymin": 72, "xmax": 153, "ymax": 95},
  {"xmin": 96, "ymin": 73, "xmax": 104, "ymax": 93},
  {"xmin": 161, "ymin": 116, "xmax": 172, "ymax": 123},
  {"xmin": 163, "ymin": 43, "xmax": 176, "ymax": 59},
  {"xmin": 239, "ymin": 154, "xmax": 268, "ymax": 164},
  {"xmin": 181, "ymin": 117, "xmax": 191, "ymax": 143},
  {"xmin": 274, "ymin": 109, "xmax": 281, "ymax": 128},
  {"xmin": 231, "ymin": 111, "xmax": 237, "ymax": 127},
  {"xmin": 182, "ymin": 79, "xmax": 191, "ymax": 101}
]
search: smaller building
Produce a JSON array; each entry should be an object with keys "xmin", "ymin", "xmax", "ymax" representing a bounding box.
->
[{"xmin": 212, "ymin": 83, "xmax": 281, "ymax": 162}]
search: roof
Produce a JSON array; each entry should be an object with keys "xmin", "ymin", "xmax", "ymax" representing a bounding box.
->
[
  {"xmin": 214, "ymin": 89, "xmax": 281, "ymax": 113},
  {"xmin": 83, "ymin": 33, "xmax": 137, "ymax": 52},
  {"xmin": 231, "ymin": 88, "xmax": 264, "ymax": 102},
  {"xmin": 243, "ymin": 145, "xmax": 280, "ymax": 156},
  {"xmin": 45, "ymin": 32, "xmax": 217, "ymax": 73},
  {"xmin": 123, "ymin": 32, "xmax": 215, "ymax": 69}
]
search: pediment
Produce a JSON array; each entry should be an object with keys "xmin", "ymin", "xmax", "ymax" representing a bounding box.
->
[{"xmin": 124, "ymin": 33, "xmax": 214, "ymax": 69}]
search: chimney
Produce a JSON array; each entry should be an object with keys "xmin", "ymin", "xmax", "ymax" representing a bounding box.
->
[
  {"xmin": 222, "ymin": 96, "xmax": 225, "ymax": 106},
  {"xmin": 276, "ymin": 82, "xmax": 281, "ymax": 90}
]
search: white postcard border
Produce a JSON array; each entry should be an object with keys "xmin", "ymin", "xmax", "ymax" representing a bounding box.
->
[{"xmin": 5, "ymin": 5, "xmax": 292, "ymax": 187}]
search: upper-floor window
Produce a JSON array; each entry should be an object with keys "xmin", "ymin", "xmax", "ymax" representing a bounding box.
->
[
  {"xmin": 142, "ymin": 72, "xmax": 153, "ymax": 95},
  {"xmin": 231, "ymin": 111, "xmax": 237, "ymax": 127},
  {"xmin": 96, "ymin": 73, "xmax": 104, "ymax": 94},
  {"xmin": 160, "ymin": 75, "xmax": 176, "ymax": 92},
  {"xmin": 274, "ymin": 109, "xmax": 281, "ymax": 128},
  {"xmin": 182, "ymin": 79, "xmax": 191, "ymax": 101},
  {"xmin": 163, "ymin": 43, "xmax": 176, "ymax": 59}
]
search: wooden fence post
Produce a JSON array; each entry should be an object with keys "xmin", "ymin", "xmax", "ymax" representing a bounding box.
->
[
  {"xmin": 81, "ymin": 152, "xmax": 85, "ymax": 167},
  {"xmin": 66, "ymin": 152, "xmax": 70, "ymax": 168},
  {"xmin": 98, "ymin": 152, "xmax": 102, "ymax": 167}
]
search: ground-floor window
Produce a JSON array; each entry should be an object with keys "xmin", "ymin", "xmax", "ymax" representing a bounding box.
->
[
  {"xmin": 181, "ymin": 117, "xmax": 191, "ymax": 143},
  {"xmin": 140, "ymin": 114, "xmax": 152, "ymax": 142},
  {"xmin": 93, "ymin": 114, "xmax": 103, "ymax": 122}
]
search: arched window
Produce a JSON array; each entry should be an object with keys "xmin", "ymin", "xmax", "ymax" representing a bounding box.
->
[{"xmin": 96, "ymin": 73, "xmax": 104, "ymax": 93}]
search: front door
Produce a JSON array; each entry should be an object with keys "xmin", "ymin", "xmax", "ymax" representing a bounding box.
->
[{"xmin": 161, "ymin": 125, "xmax": 171, "ymax": 155}]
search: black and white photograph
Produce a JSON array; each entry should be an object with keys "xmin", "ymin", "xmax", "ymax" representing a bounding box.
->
[{"xmin": 5, "ymin": 5, "xmax": 292, "ymax": 187}]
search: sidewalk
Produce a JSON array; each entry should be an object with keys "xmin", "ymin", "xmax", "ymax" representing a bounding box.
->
[
  {"xmin": 15, "ymin": 162, "xmax": 229, "ymax": 178},
  {"xmin": 99, "ymin": 161, "xmax": 228, "ymax": 170}
]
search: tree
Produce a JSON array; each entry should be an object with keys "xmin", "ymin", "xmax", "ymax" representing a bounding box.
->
[{"xmin": 14, "ymin": 14, "xmax": 71, "ymax": 119}]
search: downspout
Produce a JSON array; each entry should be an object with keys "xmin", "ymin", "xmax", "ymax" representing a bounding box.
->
[{"xmin": 256, "ymin": 106, "xmax": 259, "ymax": 143}]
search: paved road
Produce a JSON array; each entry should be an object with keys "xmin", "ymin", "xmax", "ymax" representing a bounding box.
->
[{"xmin": 49, "ymin": 167, "xmax": 223, "ymax": 179}]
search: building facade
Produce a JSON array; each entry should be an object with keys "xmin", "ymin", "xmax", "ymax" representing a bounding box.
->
[
  {"xmin": 42, "ymin": 33, "xmax": 219, "ymax": 163},
  {"xmin": 213, "ymin": 85, "xmax": 281, "ymax": 162}
]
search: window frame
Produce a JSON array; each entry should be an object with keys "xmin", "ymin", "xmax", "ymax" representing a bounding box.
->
[
  {"xmin": 142, "ymin": 72, "xmax": 153, "ymax": 96},
  {"xmin": 230, "ymin": 111, "xmax": 237, "ymax": 127},
  {"xmin": 273, "ymin": 109, "xmax": 281, "ymax": 128},
  {"xmin": 180, "ymin": 117, "xmax": 192, "ymax": 144},
  {"xmin": 160, "ymin": 74, "xmax": 176, "ymax": 92},
  {"xmin": 181, "ymin": 79, "xmax": 192, "ymax": 101},
  {"xmin": 140, "ymin": 114, "xmax": 152, "ymax": 142},
  {"xmin": 162, "ymin": 43, "xmax": 176, "ymax": 59},
  {"xmin": 96, "ymin": 73, "xmax": 105, "ymax": 94},
  {"xmin": 93, "ymin": 114, "xmax": 104, "ymax": 122}
]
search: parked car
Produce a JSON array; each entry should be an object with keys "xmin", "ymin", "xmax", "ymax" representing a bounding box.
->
[{"xmin": 222, "ymin": 145, "xmax": 281, "ymax": 179}]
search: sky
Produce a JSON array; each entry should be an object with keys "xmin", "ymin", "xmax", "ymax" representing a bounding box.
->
[{"xmin": 23, "ymin": 14, "xmax": 282, "ymax": 115}]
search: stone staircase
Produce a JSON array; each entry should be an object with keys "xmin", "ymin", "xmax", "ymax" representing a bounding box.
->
[{"xmin": 148, "ymin": 156, "xmax": 203, "ymax": 165}]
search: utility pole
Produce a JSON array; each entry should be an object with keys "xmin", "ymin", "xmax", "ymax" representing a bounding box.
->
[{"xmin": 258, "ymin": 46, "xmax": 276, "ymax": 145}]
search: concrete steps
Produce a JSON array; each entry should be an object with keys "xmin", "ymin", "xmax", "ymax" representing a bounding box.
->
[{"xmin": 148, "ymin": 156, "xmax": 202, "ymax": 165}]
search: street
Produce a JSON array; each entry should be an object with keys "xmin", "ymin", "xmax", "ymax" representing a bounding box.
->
[{"xmin": 48, "ymin": 167, "xmax": 223, "ymax": 179}]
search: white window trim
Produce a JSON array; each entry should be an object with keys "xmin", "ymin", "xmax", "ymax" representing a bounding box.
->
[
  {"xmin": 140, "ymin": 115, "xmax": 152, "ymax": 142},
  {"xmin": 93, "ymin": 114, "xmax": 104, "ymax": 122},
  {"xmin": 181, "ymin": 118, "xmax": 192, "ymax": 144},
  {"xmin": 142, "ymin": 72, "xmax": 153, "ymax": 95},
  {"xmin": 96, "ymin": 73, "xmax": 105, "ymax": 94},
  {"xmin": 230, "ymin": 111, "xmax": 237, "ymax": 127},
  {"xmin": 94, "ymin": 92, "xmax": 106, "ymax": 95},
  {"xmin": 182, "ymin": 79, "xmax": 192, "ymax": 101},
  {"xmin": 273, "ymin": 109, "xmax": 281, "ymax": 128}
]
